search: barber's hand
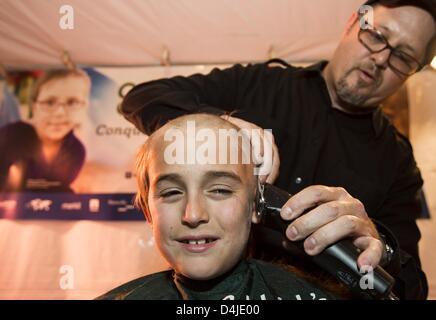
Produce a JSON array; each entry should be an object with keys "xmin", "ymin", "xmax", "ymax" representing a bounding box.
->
[
  {"xmin": 220, "ymin": 115, "xmax": 280, "ymax": 184},
  {"xmin": 280, "ymin": 185, "xmax": 384, "ymax": 269}
]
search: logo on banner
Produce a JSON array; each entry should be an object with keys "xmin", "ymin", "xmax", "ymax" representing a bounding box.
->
[
  {"xmin": 107, "ymin": 199, "xmax": 135, "ymax": 213},
  {"xmin": 0, "ymin": 200, "xmax": 17, "ymax": 211},
  {"xmin": 117, "ymin": 204, "xmax": 135, "ymax": 213},
  {"xmin": 96, "ymin": 124, "xmax": 142, "ymax": 139},
  {"xmin": 61, "ymin": 202, "xmax": 82, "ymax": 211},
  {"xmin": 89, "ymin": 199, "xmax": 100, "ymax": 213},
  {"xmin": 27, "ymin": 199, "xmax": 52, "ymax": 211}
]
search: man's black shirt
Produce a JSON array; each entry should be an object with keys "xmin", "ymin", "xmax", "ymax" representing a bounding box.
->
[{"xmin": 120, "ymin": 60, "xmax": 427, "ymax": 299}]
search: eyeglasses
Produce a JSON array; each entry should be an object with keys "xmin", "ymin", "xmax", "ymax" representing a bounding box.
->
[
  {"xmin": 358, "ymin": 27, "xmax": 423, "ymax": 76},
  {"xmin": 35, "ymin": 98, "xmax": 86, "ymax": 113}
]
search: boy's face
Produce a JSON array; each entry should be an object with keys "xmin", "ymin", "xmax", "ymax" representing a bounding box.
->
[
  {"xmin": 146, "ymin": 117, "xmax": 257, "ymax": 280},
  {"xmin": 32, "ymin": 75, "xmax": 89, "ymax": 142}
]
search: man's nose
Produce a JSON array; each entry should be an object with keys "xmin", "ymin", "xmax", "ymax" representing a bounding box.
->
[
  {"xmin": 371, "ymin": 48, "xmax": 390, "ymax": 69},
  {"xmin": 182, "ymin": 195, "xmax": 209, "ymax": 227}
]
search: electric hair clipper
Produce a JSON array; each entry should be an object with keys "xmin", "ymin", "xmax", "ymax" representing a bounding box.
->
[{"xmin": 254, "ymin": 183, "xmax": 398, "ymax": 300}]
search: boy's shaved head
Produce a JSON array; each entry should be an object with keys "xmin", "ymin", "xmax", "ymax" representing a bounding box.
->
[{"xmin": 136, "ymin": 113, "xmax": 257, "ymax": 221}]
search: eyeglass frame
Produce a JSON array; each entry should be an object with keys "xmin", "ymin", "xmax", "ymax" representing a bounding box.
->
[
  {"xmin": 34, "ymin": 98, "xmax": 87, "ymax": 113},
  {"xmin": 357, "ymin": 24, "xmax": 424, "ymax": 76}
]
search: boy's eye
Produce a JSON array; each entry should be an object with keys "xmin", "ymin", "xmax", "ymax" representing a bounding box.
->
[
  {"xmin": 160, "ymin": 190, "xmax": 182, "ymax": 198},
  {"xmin": 209, "ymin": 188, "xmax": 233, "ymax": 196}
]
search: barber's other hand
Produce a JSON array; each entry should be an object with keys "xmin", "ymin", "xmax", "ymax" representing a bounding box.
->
[
  {"xmin": 220, "ymin": 115, "xmax": 280, "ymax": 184},
  {"xmin": 280, "ymin": 185, "xmax": 383, "ymax": 269}
]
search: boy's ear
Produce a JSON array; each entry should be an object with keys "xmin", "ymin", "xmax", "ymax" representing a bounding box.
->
[{"xmin": 251, "ymin": 185, "xmax": 261, "ymax": 224}]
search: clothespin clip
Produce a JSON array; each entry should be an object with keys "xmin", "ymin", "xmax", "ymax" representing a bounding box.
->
[
  {"xmin": 61, "ymin": 50, "xmax": 76, "ymax": 70},
  {"xmin": 267, "ymin": 45, "xmax": 276, "ymax": 60},
  {"xmin": 160, "ymin": 45, "xmax": 171, "ymax": 67}
]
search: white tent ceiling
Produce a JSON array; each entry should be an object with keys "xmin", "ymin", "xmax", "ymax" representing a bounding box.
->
[{"xmin": 0, "ymin": 0, "xmax": 364, "ymax": 69}]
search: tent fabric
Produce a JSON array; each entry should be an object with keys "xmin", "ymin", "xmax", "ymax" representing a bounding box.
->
[
  {"xmin": 0, "ymin": 220, "xmax": 168, "ymax": 299},
  {"xmin": 0, "ymin": 0, "xmax": 363, "ymax": 69}
]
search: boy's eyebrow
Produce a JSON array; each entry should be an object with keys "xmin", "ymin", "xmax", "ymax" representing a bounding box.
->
[
  {"xmin": 203, "ymin": 171, "xmax": 243, "ymax": 184},
  {"xmin": 154, "ymin": 173, "xmax": 184, "ymax": 186},
  {"xmin": 154, "ymin": 171, "xmax": 243, "ymax": 186}
]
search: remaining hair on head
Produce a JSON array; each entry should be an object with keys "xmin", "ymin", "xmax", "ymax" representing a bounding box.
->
[
  {"xmin": 363, "ymin": 0, "xmax": 435, "ymax": 21},
  {"xmin": 135, "ymin": 135, "xmax": 154, "ymax": 222}
]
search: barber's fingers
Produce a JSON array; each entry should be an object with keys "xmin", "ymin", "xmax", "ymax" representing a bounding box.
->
[
  {"xmin": 258, "ymin": 129, "xmax": 280, "ymax": 184},
  {"xmin": 289, "ymin": 215, "xmax": 377, "ymax": 256},
  {"xmin": 280, "ymin": 185, "xmax": 355, "ymax": 221},
  {"xmin": 220, "ymin": 115, "xmax": 260, "ymax": 133},
  {"xmin": 264, "ymin": 137, "xmax": 280, "ymax": 184},
  {"xmin": 220, "ymin": 115, "xmax": 262, "ymax": 166},
  {"xmin": 354, "ymin": 236, "xmax": 384, "ymax": 269},
  {"xmin": 220, "ymin": 115, "xmax": 280, "ymax": 184},
  {"xmin": 284, "ymin": 200, "xmax": 368, "ymax": 241}
]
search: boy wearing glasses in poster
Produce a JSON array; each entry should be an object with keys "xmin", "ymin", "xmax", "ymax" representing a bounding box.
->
[{"xmin": 0, "ymin": 69, "xmax": 90, "ymax": 192}]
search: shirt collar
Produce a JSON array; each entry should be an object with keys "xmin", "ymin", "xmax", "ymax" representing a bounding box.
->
[{"xmin": 302, "ymin": 60, "xmax": 386, "ymax": 138}]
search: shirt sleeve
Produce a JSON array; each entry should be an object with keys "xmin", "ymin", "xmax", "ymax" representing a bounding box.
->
[
  {"xmin": 119, "ymin": 61, "xmax": 296, "ymax": 135},
  {"xmin": 120, "ymin": 64, "xmax": 245, "ymax": 134}
]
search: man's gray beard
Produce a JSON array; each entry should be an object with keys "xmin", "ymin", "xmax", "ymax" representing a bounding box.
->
[{"xmin": 336, "ymin": 69, "xmax": 371, "ymax": 108}]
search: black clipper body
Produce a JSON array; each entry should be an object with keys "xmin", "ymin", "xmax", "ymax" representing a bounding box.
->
[{"xmin": 254, "ymin": 183, "xmax": 397, "ymax": 300}]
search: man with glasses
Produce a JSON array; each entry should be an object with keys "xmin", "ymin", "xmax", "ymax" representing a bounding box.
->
[
  {"xmin": 120, "ymin": 0, "xmax": 435, "ymax": 299},
  {"xmin": 358, "ymin": 27, "xmax": 423, "ymax": 76}
]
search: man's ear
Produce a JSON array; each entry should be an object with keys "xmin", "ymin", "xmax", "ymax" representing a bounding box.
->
[{"xmin": 344, "ymin": 12, "xmax": 359, "ymax": 35}]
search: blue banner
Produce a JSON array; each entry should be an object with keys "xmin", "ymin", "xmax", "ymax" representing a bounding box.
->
[
  {"xmin": 0, "ymin": 67, "xmax": 150, "ymax": 220},
  {"xmin": 0, "ymin": 192, "xmax": 144, "ymax": 220}
]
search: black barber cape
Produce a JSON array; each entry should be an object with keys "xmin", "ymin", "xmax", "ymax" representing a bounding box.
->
[
  {"xmin": 97, "ymin": 259, "xmax": 336, "ymax": 300},
  {"xmin": 120, "ymin": 60, "xmax": 427, "ymax": 299}
]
